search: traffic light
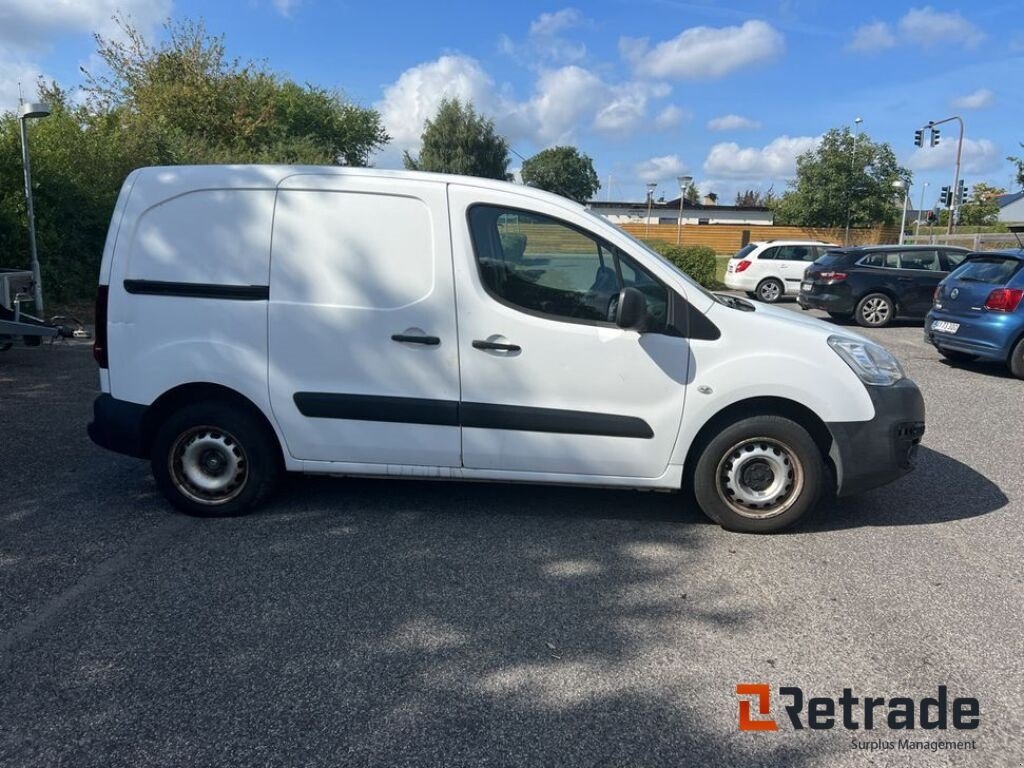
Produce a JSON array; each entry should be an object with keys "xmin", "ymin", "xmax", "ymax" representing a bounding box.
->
[
  {"xmin": 940, "ymin": 186, "xmax": 951, "ymax": 207},
  {"xmin": 930, "ymin": 127, "xmax": 941, "ymax": 147},
  {"xmin": 957, "ymin": 179, "xmax": 967, "ymax": 206},
  {"xmin": 914, "ymin": 129, "xmax": 923, "ymax": 147}
]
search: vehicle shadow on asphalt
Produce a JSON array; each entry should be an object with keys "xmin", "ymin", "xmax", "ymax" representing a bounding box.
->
[
  {"xmin": 936, "ymin": 357, "xmax": 1019, "ymax": 380},
  {"xmin": 800, "ymin": 446, "xmax": 1008, "ymax": 532}
]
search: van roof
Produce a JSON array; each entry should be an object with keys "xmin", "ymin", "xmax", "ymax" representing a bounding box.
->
[{"xmin": 127, "ymin": 164, "xmax": 587, "ymax": 211}]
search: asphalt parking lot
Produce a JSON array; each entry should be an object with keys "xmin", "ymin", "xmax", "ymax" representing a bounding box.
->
[{"xmin": 1, "ymin": 304, "xmax": 1021, "ymax": 767}]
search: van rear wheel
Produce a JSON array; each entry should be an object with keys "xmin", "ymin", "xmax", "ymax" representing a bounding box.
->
[
  {"xmin": 692, "ymin": 415, "xmax": 825, "ymax": 533},
  {"xmin": 152, "ymin": 401, "xmax": 280, "ymax": 517}
]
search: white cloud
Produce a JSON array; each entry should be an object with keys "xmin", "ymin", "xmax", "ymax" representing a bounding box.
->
[
  {"xmin": 654, "ymin": 105, "xmax": 687, "ymax": 130},
  {"xmin": 527, "ymin": 65, "xmax": 606, "ymax": 142},
  {"xmin": 636, "ymin": 155, "xmax": 688, "ymax": 184},
  {"xmin": 908, "ymin": 137, "xmax": 1001, "ymax": 174},
  {"xmin": 377, "ymin": 56, "xmax": 671, "ymax": 156},
  {"xmin": 621, "ymin": 20, "xmax": 784, "ymax": 79},
  {"xmin": 530, "ymin": 8, "xmax": 582, "ymax": 37},
  {"xmin": 272, "ymin": 0, "xmax": 299, "ymax": 16},
  {"xmin": 500, "ymin": 8, "xmax": 587, "ymax": 65},
  {"xmin": 707, "ymin": 114, "xmax": 761, "ymax": 131},
  {"xmin": 898, "ymin": 7, "xmax": 984, "ymax": 49},
  {"xmin": 846, "ymin": 21, "xmax": 896, "ymax": 52},
  {"xmin": 951, "ymin": 88, "xmax": 994, "ymax": 109},
  {"xmin": 0, "ymin": 59, "xmax": 46, "ymax": 109},
  {"xmin": 703, "ymin": 135, "xmax": 820, "ymax": 179},
  {"xmin": 0, "ymin": 0, "xmax": 171, "ymax": 51},
  {"xmin": 376, "ymin": 55, "xmax": 500, "ymax": 151}
]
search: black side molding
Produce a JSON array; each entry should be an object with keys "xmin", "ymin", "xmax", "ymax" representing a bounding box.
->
[
  {"xmin": 294, "ymin": 393, "xmax": 459, "ymax": 427},
  {"xmin": 461, "ymin": 402, "xmax": 652, "ymax": 438},
  {"xmin": 123, "ymin": 280, "xmax": 269, "ymax": 301},
  {"xmin": 292, "ymin": 393, "xmax": 653, "ymax": 439}
]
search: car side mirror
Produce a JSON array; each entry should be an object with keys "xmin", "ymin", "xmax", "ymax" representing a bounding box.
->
[{"xmin": 615, "ymin": 287, "xmax": 647, "ymax": 331}]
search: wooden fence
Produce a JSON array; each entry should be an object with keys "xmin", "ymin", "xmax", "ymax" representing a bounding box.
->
[{"xmin": 618, "ymin": 223, "xmax": 902, "ymax": 254}]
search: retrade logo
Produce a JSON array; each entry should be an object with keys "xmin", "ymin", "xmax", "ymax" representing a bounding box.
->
[{"xmin": 736, "ymin": 685, "xmax": 980, "ymax": 732}]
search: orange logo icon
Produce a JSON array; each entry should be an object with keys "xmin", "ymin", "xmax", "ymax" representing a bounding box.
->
[{"xmin": 737, "ymin": 683, "xmax": 779, "ymax": 731}]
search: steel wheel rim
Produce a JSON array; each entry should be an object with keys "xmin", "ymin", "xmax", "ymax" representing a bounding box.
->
[
  {"xmin": 715, "ymin": 437, "xmax": 804, "ymax": 520},
  {"xmin": 169, "ymin": 426, "xmax": 248, "ymax": 505},
  {"xmin": 862, "ymin": 297, "xmax": 891, "ymax": 325},
  {"xmin": 760, "ymin": 282, "xmax": 781, "ymax": 301}
]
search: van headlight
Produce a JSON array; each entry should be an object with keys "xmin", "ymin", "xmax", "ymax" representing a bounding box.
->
[{"xmin": 827, "ymin": 336, "xmax": 904, "ymax": 386}]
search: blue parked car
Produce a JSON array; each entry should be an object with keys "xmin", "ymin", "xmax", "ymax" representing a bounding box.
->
[{"xmin": 925, "ymin": 249, "xmax": 1024, "ymax": 378}]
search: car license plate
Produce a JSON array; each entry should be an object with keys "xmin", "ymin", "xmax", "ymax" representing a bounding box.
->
[
  {"xmin": 931, "ymin": 320, "xmax": 960, "ymax": 334},
  {"xmin": 801, "ymin": 281, "xmax": 812, "ymax": 292}
]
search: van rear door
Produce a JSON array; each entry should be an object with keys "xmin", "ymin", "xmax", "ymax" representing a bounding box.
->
[{"xmin": 268, "ymin": 175, "xmax": 461, "ymax": 467}]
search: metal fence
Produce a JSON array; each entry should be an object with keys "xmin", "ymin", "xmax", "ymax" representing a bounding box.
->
[{"xmin": 904, "ymin": 232, "xmax": 1023, "ymax": 251}]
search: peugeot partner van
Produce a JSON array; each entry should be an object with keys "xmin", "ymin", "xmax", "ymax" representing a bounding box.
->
[{"xmin": 88, "ymin": 166, "xmax": 925, "ymax": 533}]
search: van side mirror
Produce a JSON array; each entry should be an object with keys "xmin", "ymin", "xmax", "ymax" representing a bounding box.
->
[{"xmin": 615, "ymin": 287, "xmax": 647, "ymax": 331}]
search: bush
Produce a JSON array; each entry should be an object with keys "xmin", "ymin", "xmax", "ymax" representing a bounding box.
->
[
  {"xmin": 499, "ymin": 232, "xmax": 527, "ymax": 261},
  {"xmin": 647, "ymin": 243, "xmax": 717, "ymax": 288}
]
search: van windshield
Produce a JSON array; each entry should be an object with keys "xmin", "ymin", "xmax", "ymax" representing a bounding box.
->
[{"xmin": 584, "ymin": 209, "xmax": 717, "ymax": 304}]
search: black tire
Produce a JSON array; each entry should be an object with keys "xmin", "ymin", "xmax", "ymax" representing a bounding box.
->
[
  {"xmin": 855, "ymin": 293, "xmax": 895, "ymax": 328},
  {"xmin": 691, "ymin": 415, "xmax": 826, "ymax": 533},
  {"xmin": 937, "ymin": 347, "xmax": 977, "ymax": 364},
  {"xmin": 755, "ymin": 278, "xmax": 784, "ymax": 303},
  {"xmin": 1009, "ymin": 337, "xmax": 1024, "ymax": 379},
  {"xmin": 151, "ymin": 400, "xmax": 280, "ymax": 517},
  {"xmin": 745, "ymin": 291, "xmax": 758, "ymax": 299},
  {"xmin": 827, "ymin": 311, "xmax": 852, "ymax": 322}
]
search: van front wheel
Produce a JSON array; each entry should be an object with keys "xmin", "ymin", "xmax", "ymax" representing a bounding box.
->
[
  {"xmin": 692, "ymin": 415, "xmax": 825, "ymax": 533},
  {"xmin": 152, "ymin": 402, "xmax": 280, "ymax": 517}
]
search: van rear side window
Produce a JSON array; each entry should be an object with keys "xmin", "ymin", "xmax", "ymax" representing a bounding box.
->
[{"xmin": 271, "ymin": 190, "xmax": 434, "ymax": 309}]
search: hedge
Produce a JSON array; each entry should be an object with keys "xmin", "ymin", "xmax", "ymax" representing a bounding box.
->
[{"xmin": 647, "ymin": 243, "xmax": 718, "ymax": 288}]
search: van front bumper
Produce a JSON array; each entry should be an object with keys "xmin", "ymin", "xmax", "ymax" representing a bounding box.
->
[
  {"xmin": 826, "ymin": 379, "xmax": 925, "ymax": 497},
  {"xmin": 88, "ymin": 394, "xmax": 148, "ymax": 458}
]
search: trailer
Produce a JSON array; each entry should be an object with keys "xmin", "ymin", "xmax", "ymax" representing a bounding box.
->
[{"xmin": 0, "ymin": 268, "xmax": 61, "ymax": 350}]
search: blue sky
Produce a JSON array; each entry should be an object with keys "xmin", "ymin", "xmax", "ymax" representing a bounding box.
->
[{"xmin": 3, "ymin": 0, "xmax": 1022, "ymax": 206}]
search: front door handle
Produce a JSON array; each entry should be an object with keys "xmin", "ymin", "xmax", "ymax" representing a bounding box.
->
[
  {"xmin": 473, "ymin": 339, "xmax": 521, "ymax": 352},
  {"xmin": 392, "ymin": 333, "xmax": 440, "ymax": 345}
]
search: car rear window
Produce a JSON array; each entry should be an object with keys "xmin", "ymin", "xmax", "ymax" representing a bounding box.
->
[
  {"xmin": 952, "ymin": 256, "xmax": 1023, "ymax": 285},
  {"xmin": 732, "ymin": 244, "xmax": 757, "ymax": 259},
  {"xmin": 815, "ymin": 250, "xmax": 852, "ymax": 267}
]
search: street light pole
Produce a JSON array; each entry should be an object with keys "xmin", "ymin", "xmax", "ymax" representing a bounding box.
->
[
  {"xmin": 892, "ymin": 180, "xmax": 909, "ymax": 246},
  {"xmin": 17, "ymin": 102, "xmax": 51, "ymax": 314},
  {"xmin": 916, "ymin": 181, "xmax": 929, "ymax": 233},
  {"xmin": 844, "ymin": 116, "xmax": 863, "ymax": 247},
  {"xmin": 645, "ymin": 182, "xmax": 657, "ymax": 238},
  {"xmin": 676, "ymin": 174, "xmax": 692, "ymax": 245},
  {"xmin": 921, "ymin": 115, "xmax": 965, "ymax": 236}
]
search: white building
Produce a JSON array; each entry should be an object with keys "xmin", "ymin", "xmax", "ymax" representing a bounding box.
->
[
  {"xmin": 996, "ymin": 192, "xmax": 1024, "ymax": 224},
  {"xmin": 587, "ymin": 196, "xmax": 774, "ymax": 226}
]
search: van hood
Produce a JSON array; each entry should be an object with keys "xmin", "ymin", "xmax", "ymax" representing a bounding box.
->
[{"xmin": 712, "ymin": 299, "xmax": 875, "ymax": 345}]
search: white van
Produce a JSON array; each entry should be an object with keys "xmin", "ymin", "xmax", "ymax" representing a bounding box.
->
[
  {"xmin": 725, "ymin": 240, "xmax": 838, "ymax": 303},
  {"xmin": 88, "ymin": 166, "xmax": 924, "ymax": 533}
]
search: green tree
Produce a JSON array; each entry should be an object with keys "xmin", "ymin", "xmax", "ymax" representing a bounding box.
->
[
  {"xmin": 83, "ymin": 17, "xmax": 389, "ymax": 166},
  {"xmin": 958, "ymin": 182, "xmax": 1005, "ymax": 226},
  {"xmin": 772, "ymin": 127, "xmax": 909, "ymax": 227},
  {"xmin": 404, "ymin": 98, "xmax": 510, "ymax": 180},
  {"xmin": 520, "ymin": 146, "xmax": 599, "ymax": 202},
  {"xmin": 1007, "ymin": 144, "xmax": 1024, "ymax": 190}
]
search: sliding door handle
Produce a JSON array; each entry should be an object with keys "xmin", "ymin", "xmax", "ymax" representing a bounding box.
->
[
  {"xmin": 473, "ymin": 339, "xmax": 521, "ymax": 352},
  {"xmin": 391, "ymin": 333, "xmax": 440, "ymax": 345}
]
